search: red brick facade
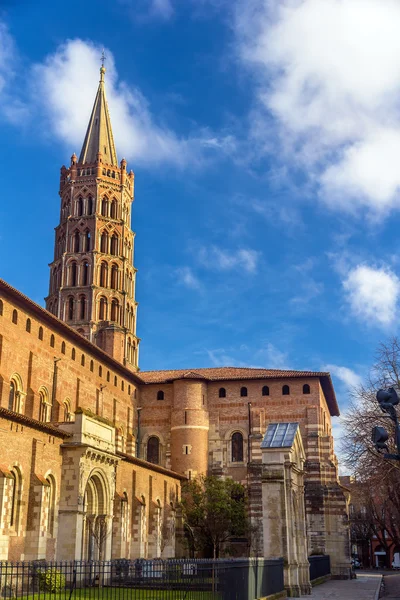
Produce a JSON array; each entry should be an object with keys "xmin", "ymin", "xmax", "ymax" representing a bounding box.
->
[{"xmin": 0, "ymin": 64, "xmax": 350, "ymax": 576}]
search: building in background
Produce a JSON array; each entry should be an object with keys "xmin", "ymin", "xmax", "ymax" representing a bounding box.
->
[{"xmin": 0, "ymin": 65, "xmax": 350, "ymax": 585}]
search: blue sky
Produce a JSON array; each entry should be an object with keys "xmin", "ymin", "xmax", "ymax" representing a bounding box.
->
[{"xmin": 2, "ymin": 0, "xmax": 400, "ymax": 437}]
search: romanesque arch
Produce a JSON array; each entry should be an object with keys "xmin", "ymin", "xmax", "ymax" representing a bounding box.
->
[{"xmin": 82, "ymin": 470, "xmax": 111, "ymax": 560}]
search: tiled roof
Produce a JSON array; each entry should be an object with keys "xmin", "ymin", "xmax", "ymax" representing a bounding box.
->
[
  {"xmin": 139, "ymin": 367, "xmax": 340, "ymax": 416},
  {"xmin": 117, "ymin": 452, "xmax": 187, "ymax": 481},
  {"xmin": 140, "ymin": 366, "xmax": 329, "ymax": 383},
  {"xmin": 0, "ymin": 407, "xmax": 72, "ymax": 438}
]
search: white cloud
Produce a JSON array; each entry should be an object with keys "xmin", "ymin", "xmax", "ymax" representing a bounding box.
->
[
  {"xmin": 32, "ymin": 39, "xmax": 231, "ymax": 167},
  {"xmin": 0, "ymin": 22, "xmax": 29, "ymax": 125},
  {"xmin": 119, "ymin": 0, "xmax": 174, "ymax": 21},
  {"xmin": 322, "ymin": 364, "xmax": 362, "ymax": 390},
  {"xmin": 0, "ymin": 22, "xmax": 12, "ymax": 96},
  {"xmin": 176, "ymin": 266, "xmax": 202, "ymax": 290},
  {"xmin": 343, "ymin": 264, "xmax": 400, "ymax": 326},
  {"xmin": 236, "ymin": 0, "xmax": 400, "ymax": 216},
  {"xmin": 205, "ymin": 342, "xmax": 289, "ymax": 369},
  {"xmin": 260, "ymin": 343, "xmax": 288, "ymax": 369},
  {"xmin": 150, "ymin": 0, "xmax": 174, "ymax": 19},
  {"xmin": 198, "ymin": 245, "xmax": 260, "ymax": 273}
]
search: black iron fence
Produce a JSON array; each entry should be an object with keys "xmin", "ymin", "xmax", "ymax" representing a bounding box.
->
[
  {"xmin": 309, "ymin": 555, "xmax": 331, "ymax": 582},
  {"xmin": 0, "ymin": 558, "xmax": 285, "ymax": 600}
]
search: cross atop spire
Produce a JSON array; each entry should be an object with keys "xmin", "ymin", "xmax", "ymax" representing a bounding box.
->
[{"xmin": 78, "ymin": 61, "xmax": 118, "ymax": 167}]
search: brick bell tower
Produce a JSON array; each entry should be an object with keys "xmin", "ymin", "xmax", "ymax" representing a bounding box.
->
[{"xmin": 45, "ymin": 64, "xmax": 139, "ymax": 371}]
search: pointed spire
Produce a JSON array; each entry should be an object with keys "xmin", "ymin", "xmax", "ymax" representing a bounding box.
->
[{"xmin": 79, "ymin": 65, "xmax": 118, "ymax": 167}]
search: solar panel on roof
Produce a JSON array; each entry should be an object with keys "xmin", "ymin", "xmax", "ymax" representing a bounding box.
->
[{"xmin": 261, "ymin": 423, "xmax": 299, "ymax": 448}]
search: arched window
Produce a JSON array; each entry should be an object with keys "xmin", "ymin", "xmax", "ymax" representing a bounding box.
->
[
  {"xmin": 8, "ymin": 380, "xmax": 16, "ymax": 411},
  {"xmin": 87, "ymin": 196, "xmax": 93, "ymax": 215},
  {"xmin": 70, "ymin": 261, "xmax": 77, "ymax": 286},
  {"xmin": 77, "ymin": 197, "xmax": 83, "ymax": 216},
  {"xmin": 100, "ymin": 231, "xmax": 108, "ymax": 253},
  {"xmin": 73, "ymin": 230, "xmax": 80, "ymax": 253},
  {"xmin": 262, "ymin": 385, "xmax": 269, "ymax": 396},
  {"xmin": 101, "ymin": 197, "xmax": 109, "ymax": 216},
  {"xmin": 231, "ymin": 432, "xmax": 244, "ymax": 463},
  {"xmin": 147, "ymin": 437, "xmax": 160, "ymax": 465},
  {"xmin": 107, "ymin": 371, "xmax": 110, "ymax": 382},
  {"xmin": 100, "ymin": 262, "xmax": 108, "ymax": 287},
  {"xmin": 99, "ymin": 365, "xmax": 103, "ymax": 377},
  {"xmin": 39, "ymin": 389, "xmax": 51, "ymax": 422},
  {"xmin": 9, "ymin": 469, "xmax": 21, "ymax": 530},
  {"xmin": 240, "ymin": 387, "xmax": 248, "ymax": 397},
  {"xmin": 110, "ymin": 199, "xmax": 117, "ymax": 219},
  {"xmin": 84, "ymin": 230, "xmax": 91, "ymax": 252},
  {"xmin": 38, "ymin": 326, "xmax": 43, "ymax": 341},
  {"xmin": 90, "ymin": 360, "xmax": 94, "ymax": 372},
  {"xmin": 219, "ymin": 387, "xmax": 226, "ymax": 398},
  {"xmin": 303, "ymin": 384, "xmax": 311, "ymax": 395},
  {"xmin": 81, "ymin": 354, "xmax": 85, "ymax": 366},
  {"xmin": 67, "ymin": 297, "xmax": 74, "ymax": 321},
  {"xmin": 71, "ymin": 348, "xmax": 76, "ymax": 360},
  {"xmin": 82, "ymin": 261, "xmax": 89, "ymax": 285},
  {"xmin": 46, "ymin": 475, "xmax": 56, "ymax": 535},
  {"xmin": 110, "ymin": 234, "xmax": 119, "ymax": 256},
  {"xmin": 26, "ymin": 318, "xmax": 31, "ymax": 332},
  {"xmin": 282, "ymin": 385, "xmax": 290, "ymax": 396},
  {"xmin": 80, "ymin": 295, "xmax": 86, "ymax": 320},
  {"xmin": 99, "ymin": 297, "xmax": 107, "ymax": 320},
  {"xmin": 63, "ymin": 400, "xmax": 71, "ymax": 422},
  {"xmin": 12, "ymin": 309, "xmax": 18, "ymax": 324},
  {"xmin": 127, "ymin": 338, "xmax": 132, "ymax": 362},
  {"xmin": 50, "ymin": 334, "xmax": 55, "ymax": 348},
  {"xmin": 111, "ymin": 264, "xmax": 118, "ymax": 289},
  {"xmin": 0, "ymin": 300, "xmax": 3, "ymax": 315},
  {"xmin": 131, "ymin": 342, "xmax": 136, "ymax": 365},
  {"xmin": 111, "ymin": 299, "xmax": 119, "ymax": 322},
  {"xmin": 157, "ymin": 390, "xmax": 164, "ymax": 400},
  {"xmin": 61, "ymin": 341, "xmax": 66, "ymax": 354},
  {"xmin": 114, "ymin": 376, "xmax": 117, "ymax": 387}
]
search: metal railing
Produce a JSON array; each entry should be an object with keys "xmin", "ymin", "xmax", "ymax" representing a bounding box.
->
[
  {"xmin": 309, "ymin": 555, "xmax": 331, "ymax": 581},
  {"xmin": 0, "ymin": 558, "xmax": 285, "ymax": 600}
]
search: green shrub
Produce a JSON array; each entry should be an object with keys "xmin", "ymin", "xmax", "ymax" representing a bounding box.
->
[{"xmin": 37, "ymin": 568, "xmax": 66, "ymax": 593}]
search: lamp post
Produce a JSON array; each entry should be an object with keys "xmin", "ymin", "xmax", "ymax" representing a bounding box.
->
[{"xmin": 372, "ymin": 387, "xmax": 400, "ymax": 460}]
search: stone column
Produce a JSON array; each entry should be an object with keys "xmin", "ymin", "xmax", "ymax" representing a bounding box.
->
[{"xmin": 261, "ymin": 427, "xmax": 311, "ymax": 597}]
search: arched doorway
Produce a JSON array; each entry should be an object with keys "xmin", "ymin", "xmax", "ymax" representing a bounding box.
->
[{"xmin": 83, "ymin": 472, "xmax": 110, "ymax": 560}]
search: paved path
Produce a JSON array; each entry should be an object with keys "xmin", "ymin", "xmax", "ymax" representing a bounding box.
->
[
  {"xmin": 292, "ymin": 574, "xmax": 382, "ymax": 599},
  {"xmin": 380, "ymin": 572, "xmax": 400, "ymax": 598}
]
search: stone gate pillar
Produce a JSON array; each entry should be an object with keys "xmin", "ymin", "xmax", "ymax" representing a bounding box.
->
[{"xmin": 261, "ymin": 422, "xmax": 311, "ymax": 597}]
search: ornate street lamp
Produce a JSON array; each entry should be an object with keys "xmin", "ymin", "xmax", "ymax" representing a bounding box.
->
[{"xmin": 373, "ymin": 387, "xmax": 400, "ymax": 460}]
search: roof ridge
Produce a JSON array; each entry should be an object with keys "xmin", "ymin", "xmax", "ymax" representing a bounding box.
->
[
  {"xmin": 0, "ymin": 278, "xmax": 142, "ymax": 383},
  {"xmin": 140, "ymin": 366, "xmax": 330, "ymax": 375}
]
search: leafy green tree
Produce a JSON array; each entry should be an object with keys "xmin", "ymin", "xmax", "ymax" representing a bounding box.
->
[{"xmin": 181, "ymin": 475, "xmax": 248, "ymax": 558}]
